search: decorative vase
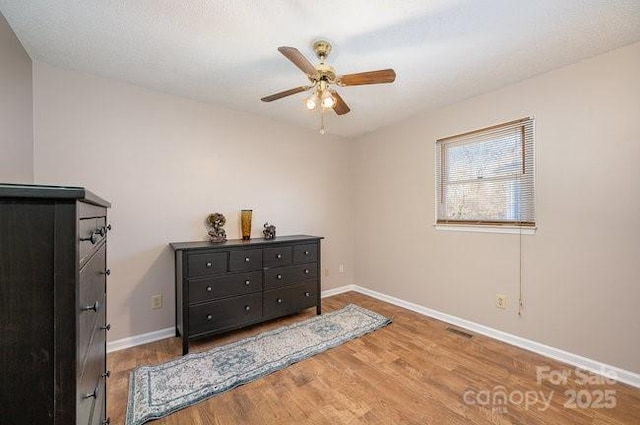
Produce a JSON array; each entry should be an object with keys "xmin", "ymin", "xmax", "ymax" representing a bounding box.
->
[{"xmin": 241, "ymin": 209, "xmax": 252, "ymax": 240}]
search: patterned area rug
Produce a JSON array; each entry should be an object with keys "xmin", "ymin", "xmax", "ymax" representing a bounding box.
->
[{"xmin": 126, "ymin": 304, "xmax": 391, "ymax": 425}]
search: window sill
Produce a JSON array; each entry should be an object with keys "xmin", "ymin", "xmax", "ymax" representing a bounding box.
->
[{"xmin": 434, "ymin": 224, "xmax": 537, "ymax": 235}]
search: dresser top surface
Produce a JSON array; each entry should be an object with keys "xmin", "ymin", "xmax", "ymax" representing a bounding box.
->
[
  {"xmin": 0, "ymin": 183, "xmax": 110, "ymax": 207},
  {"xmin": 170, "ymin": 235, "xmax": 323, "ymax": 251}
]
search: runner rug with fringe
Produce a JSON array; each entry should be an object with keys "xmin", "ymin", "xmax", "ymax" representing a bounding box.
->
[{"xmin": 126, "ymin": 304, "xmax": 391, "ymax": 425}]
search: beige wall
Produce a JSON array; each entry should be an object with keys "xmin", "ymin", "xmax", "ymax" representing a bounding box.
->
[
  {"xmin": 0, "ymin": 11, "xmax": 32, "ymax": 183},
  {"xmin": 351, "ymin": 42, "xmax": 640, "ymax": 374},
  {"xmin": 29, "ymin": 40, "xmax": 639, "ymax": 373},
  {"xmin": 32, "ymin": 62, "xmax": 354, "ymax": 341}
]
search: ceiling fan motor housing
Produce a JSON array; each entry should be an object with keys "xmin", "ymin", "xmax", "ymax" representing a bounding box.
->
[{"xmin": 313, "ymin": 63, "xmax": 337, "ymax": 84}]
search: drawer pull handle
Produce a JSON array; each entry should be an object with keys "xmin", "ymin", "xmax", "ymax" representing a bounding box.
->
[
  {"xmin": 80, "ymin": 231, "xmax": 100, "ymax": 244},
  {"xmin": 206, "ymin": 286, "xmax": 212, "ymax": 292},
  {"xmin": 81, "ymin": 301, "xmax": 99, "ymax": 312},
  {"xmin": 101, "ymin": 323, "xmax": 111, "ymax": 331},
  {"xmin": 244, "ymin": 280, "xmax": 251, "ymax": 286},
  {"xmin": 244, "ymin": 257, "xmax": 250, "ymax": 263},
  {"xmin": 276, "ymin": 253, "xmax": 282, "ymax": 259},
  {"xmin": 304, "ymin": 250, "xmax": 309, "ymax": 255},
  {"xmin": 305, "ymin": 292, "xmax": 311, "ymax": 297},
  {"xmin": 102, "ymin": 418, "xmax": 111, "ymax": 425},
  {"xmin": 205, "ymin": 262, "xmax": 212, "ymax": 268},
  {"xmin": 277, "ymin": 298, "xmax": 283, "ymax": 304},
  {"xmin": 304, "ymin": 269, "xmax": 310, "ymax": 274},
  {"xmin": 101, "ymin": 269, "xmax": 111, "ymax": 276},
  {"xmin": 83, "ymin": 387, "xmax": 98, "ymax": 399},
  {"xmin": 276, "ymin": 274, "xmax": 282, "ymax": 280},
  {"xmin": 98, "ymin": 225, "xmax": 112, "ymax": 236},
  {"xmin": 207, "ymin": 314, "xmax": 213, "ymax": 320},
  {"xmin": 244, "ymin": 305, "xmax": 251, "ymax": 311},
  {"xmin": 102, "ymin": 370, "xmax": 111, "ymax": 379}
]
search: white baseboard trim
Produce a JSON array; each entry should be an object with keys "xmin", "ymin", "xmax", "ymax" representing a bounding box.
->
[
  {"xmin": 105, "ymin": 284, "xmax": 640, "ymax": 389},
  {"xmin": 107, "ymin": 327, "xmax": 175, "ymax": 353},
  {"xmin": 333, "ymin": 284, "xmax": 640, "ymax": 389},
  {"xmin": 107, "ymin": 287, "xmax": 351, "ymax": 354},
  {"xmin": 321, "ymin": 284, "xmax": 357, "ymax": 298}
]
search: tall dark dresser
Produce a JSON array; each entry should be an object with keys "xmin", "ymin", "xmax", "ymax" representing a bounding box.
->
[{"xmin": 0, "ymin": 184, "xmax": 111, "ymax": 425}]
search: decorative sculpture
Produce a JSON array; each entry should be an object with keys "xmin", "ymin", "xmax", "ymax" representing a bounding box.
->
[
  {"xmin": 206, "ymin": 212, "xmax": 227, "ymax": 243},
  {"xmin": 262, "ymin": 222, "xmax": 276, "ymax": 240}
]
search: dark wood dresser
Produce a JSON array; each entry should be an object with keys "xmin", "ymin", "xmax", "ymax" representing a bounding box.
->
[
  {"xmin": 0, "ymin": 184, "xmax": 111, "ymax": 425},
  {"xmin": 171, "ymin": 235, "xmax": 323, "ymax": 354}
]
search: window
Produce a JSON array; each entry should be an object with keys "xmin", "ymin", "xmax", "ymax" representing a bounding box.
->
[{"xmin": 435, "ymin": 117, "xmax": 535, "ymax": 228}]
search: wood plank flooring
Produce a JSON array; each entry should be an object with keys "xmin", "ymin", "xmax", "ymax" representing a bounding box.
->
[{"xmin": 107, "ymin": 292, "xmax": 640, "ymax": 424}]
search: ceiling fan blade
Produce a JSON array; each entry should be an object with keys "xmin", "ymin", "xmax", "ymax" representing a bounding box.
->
[
  {"xmin": 278, "ymin": 46, "xmax": 316, "ymax": 76},
  {"xmin": 339, "ymin": 69, "xmax": 396, "ymax": 86},
  {"xmin": 261, "ymin": 86, "xmax": 309, "ymax": 102},
  {"xmin": 331, "ymin": 91, "xmax": 351, "ymax": 115}
]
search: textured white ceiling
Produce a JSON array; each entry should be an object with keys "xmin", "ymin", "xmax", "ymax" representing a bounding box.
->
[{"xmin": 1, "ymin": 0, "xmax": 639, "ymax": 138}]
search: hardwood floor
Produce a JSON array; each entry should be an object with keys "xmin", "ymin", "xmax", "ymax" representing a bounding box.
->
[{"xmin": 107, "ymin": 292, "xmax": 640, "ymax": 424}]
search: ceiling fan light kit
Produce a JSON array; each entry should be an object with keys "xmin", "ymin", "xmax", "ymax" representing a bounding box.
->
[
  {"xmin": 304, "ymin": 81, "xmax": 336, "ymax": 111},
  {"xmin": 262, "ymin": 40, "xmax": 396, "ymax": 134},
  {"xmin": 320, "ymin": 89, "xmax": 336, "ymax": 109},
  {"xmin": 304, "ymin": 93, "xmax": 318, "ymax": 110}
]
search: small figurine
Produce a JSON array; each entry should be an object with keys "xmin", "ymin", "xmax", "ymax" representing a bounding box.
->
[
  {"xmin": 262, "ymin": 222, "xmax": 276, "ymax": 240},
  {"xmin": 206, "ymin": 212, "xmax": 227, "ymax": 243}
]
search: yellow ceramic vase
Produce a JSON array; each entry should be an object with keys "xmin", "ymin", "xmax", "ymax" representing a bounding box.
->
[{"xmin": 241, "ymin": 209, "xmax": 252, "ymax": 240}]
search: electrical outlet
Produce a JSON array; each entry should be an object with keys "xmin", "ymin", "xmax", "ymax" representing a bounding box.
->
[
  {"xmin": 151, "ymin": 294, "xmax": 163, "ymax": 309},
  {"xmin": 496, "ymin": 294, "xmax": 507, "ymax": 310},
  {"xmin": 339, "ymin": 264, "xmax": 344, "ymax": 273},
  {"xmin": 324, "ymin": 267, "xmax": 329, "ymax": 277}
]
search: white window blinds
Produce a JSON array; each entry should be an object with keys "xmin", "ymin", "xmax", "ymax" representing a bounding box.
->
[{"xmin": 436, "ymin": 118, "xmax": 535, "ymax": 227}]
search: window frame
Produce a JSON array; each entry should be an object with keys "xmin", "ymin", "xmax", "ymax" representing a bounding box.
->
[{"xmin": 435, "ymin": 117, "xmax": 536, "ymax": 232}]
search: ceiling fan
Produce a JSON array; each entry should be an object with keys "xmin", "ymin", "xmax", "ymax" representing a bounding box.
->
[{"xmin": 261, "ymin": 40, "xmax": 396, "ymax": 118}]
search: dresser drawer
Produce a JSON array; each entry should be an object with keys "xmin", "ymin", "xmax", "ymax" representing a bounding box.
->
[
  {"xmin": 264, "ymin": 281, "xmax": 318, "ymax": 318},
  {"xmin": 78, "ymin": 246, "xmax": 106, "ymax": 364},
  {"xmin": 79, "ymin": 216, "xmax": 106, "ymax": 266},
  {"xmin": 263, "ymin": 246, "xmax": 292, "ymax": 268},
  {"xmin": 79, "ymin": 304, "xmax": 106, "ymax": 376},
  {"xmin": 91, "ymin": 384, "xmax": 107, "ymax": 425},
  {"xmin": 189, "ymin": 271, "xmax": 262, "ymax": 303},
  {"xmin": 79, "ymin": 245, "xmax": 106, "ymax": 307},
  {"xmin": 229, "ymin": 249, "xmax": 262, "ymax": 272},
  {"xmin": 188, "ymin": 252, "xmax": 227, "ymax": 277},
  {"xmin": 78, "ymin": 201, "xmax": 107, "ymax": 220},
  {"xmin": 264, "ymin": 262, "xmax": 318, "ymax": 288},
  {"xmin": 189, "ymin": 293, "xmax": 262, "ymax": 336},
  {"xmin": 77, "ymin": 319, "xmax": 106, "ymax": 425},
  {"xmin": 293, "ymin": 243, "xmax": 318, "ymax": 264}
]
